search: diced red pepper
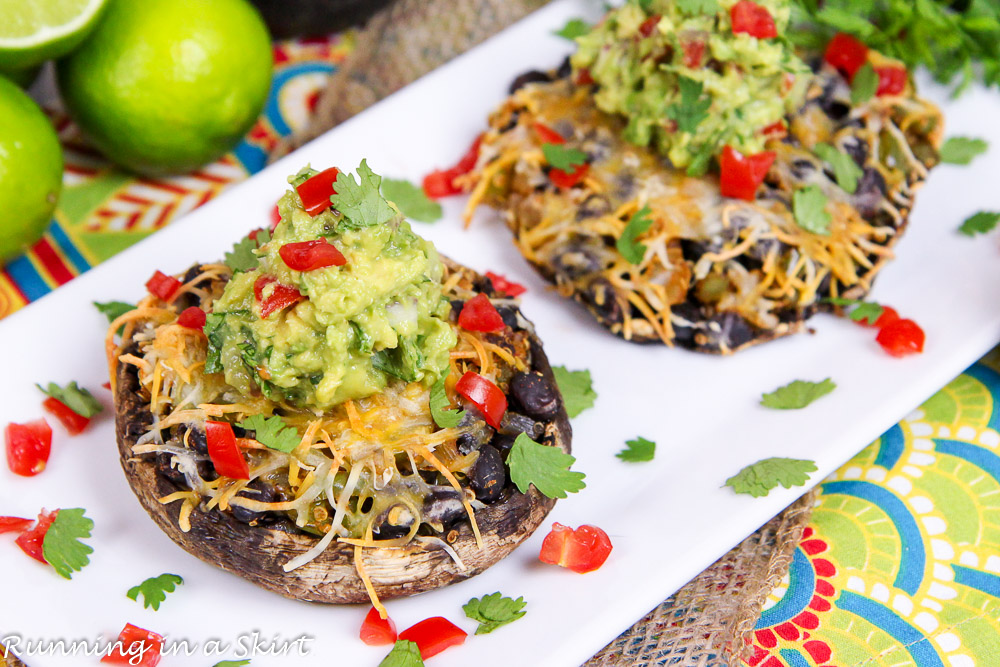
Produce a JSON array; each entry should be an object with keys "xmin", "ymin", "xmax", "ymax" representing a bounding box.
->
[
  {"xmin": 42, "ymin": 397, "xmax": 90, "ymax": 435},
  {"xmin": 761, "ymin": 120, "xmax": 787, "ymax": 139},
  {"xmin": 15, "ymin": 509, "xmax": 57, "ymax": 564},
  {"xmin": 575, "ymin": 67, "xmax": 594, "ymax": 86},
  {"xmin": 539, "ymin": 523, "xmax": 613, "ymax": 573},
  {"xmin": 422, "ymin": 135, "xmax": 483, "ymax": 199},
  {"xmin": 875, "ymin": 66, "xmax": 907, "ymax": 96},
  {"xmin": 453, "ymin": 134, "xmax": 483, "ymax": 174},
  {"xmin": 485, "ymin": 271, "xmax": 527, "ymax": 297},
  {"xmin": 455, "ymin": 372, "xmax": 507, "ymax": 429},
  {"xmin": 398, "ymin": 617, "xmax": 468, "ymax": 660},
  {"xmin": 205, "ymin": 420, "xmax": 250, "ymax": 480},
  {"xmin": 458, "ymin": 294, "xmax": 506, "ymax": 333},
  {"xmin": 549, "ymin": 162, "xmax": 590, "ymax": 189},
  {"xmin": 176, "ymin": 306, "xmax": 207, "ymax": 331},
  {"xmin": 279, "ymin": 239, "xmax": 347, "ymax": 272},
  {"xmin": 730, "ymin": 1, "xmax": 777, "ymax": 39},
  {"xmin": 533, "ymin": 122, "xmax": 565, "ymax": 145},
  {"xmin": 270, "ymin": 204, "xmax": 282, "ymax": 230},
  {"xmin": 682, "ymin": 39, "xmax": 706, "ymax": 68},
  {"xmin": 296, "ymin": 167, "xmax": 340, "ymax": 216},
  {"xmin": 639, "ymin": 14, "xmax": 660, "ymax": 38},
  {"xmin": 145, "ymin": 271, "xmax": 182, "ymax": 302},
  {"xmin": 360, "ymin": 606, "xmax": 398, "ymax": 646},
  {"xmin": 5, "ymin": 419, "xmax": 52, "ymax": 477},
  {"xmin": 102, "ymin": 623, "xmax": 163, "ymax": 667},
  {"xmin": 0, "ymin": 516, "xmax": 32, "ymax": 534},
  {"xmin": 876, "ymin": 318, "xmax": 925, "ymax": 357},
  {"xmin": 719, "ymin": 146, "xmax": 776, "ymax": 201},
  {"xmin": 253, "ymin": 275, "xmax": 305, "ymax": 319},
  {"xmin": 856, "ymin": 305, "xmax": 899, "ymax": 329},
  {"xmin": 824, "ymin": 32, "xmax": 869, "ymax": 80}
]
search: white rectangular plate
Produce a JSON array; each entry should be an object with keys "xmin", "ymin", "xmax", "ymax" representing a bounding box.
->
[{"xmin": 3, "ymin": 2, "xmax": 1000, "ymax": 665}]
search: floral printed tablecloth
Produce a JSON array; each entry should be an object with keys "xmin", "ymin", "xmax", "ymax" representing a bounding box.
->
[{"xmin": 3, "ymin": 32, "xmax": 999, "ymax": 667}]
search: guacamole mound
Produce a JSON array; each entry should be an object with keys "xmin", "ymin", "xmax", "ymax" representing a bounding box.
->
[
  {"xmin": 571, "ymin": 0, "xmax": 810, "ymax": 172},
  {"xmin": 207, "ymin": 161, "xmax": 457, "ymax": 410}
]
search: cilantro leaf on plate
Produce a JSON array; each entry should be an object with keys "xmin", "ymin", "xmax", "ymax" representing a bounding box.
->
[
  {"xmin": 542, "ymin": 143, "xmax": 587, "ymax": 171},
  {"xmin": 238, "ymin": 414, "xmax": 300, "ymax": 453},
  {"xmin": 666, "ymin": 77, "xmax": 712, "ymax": 134},
  {"xmin": 41, "ymin": 508, "xmax": 94, "ymax": 580},
  {"xmin": 814, "ymin": 143, "xmax": 863, "ymax": 194},
  {"xmin": 725, "ymin": 457, "xmax": 817, "ymax": 497},
  {"xmin": 792, "ymin": 186, "xmax": 832, "ymax": 235},
  {"xmin": 127, "ymin": 573, "xmax": 184, "ymax": 611},
  {"xmin": 617, "ymin": 205, "xmax": 654, "ymax": 264},
  {"xmin": 939, "ymin": 137, "xmax": 989, "ymax": 165},
  {"xmin": 379, "ymin": 640, "xmax": 424, "ymax": 667},
  {"xmin": 225, "ymin": 229, "xmax": 270, "ymax": 273},
  {"xmin": 959, "ymin": 211, "xmax": 1000, "ymax": 237},
  {"xmin": 381, "ymin": 178, "xmax": 443, "ymax": 223},
  {"xmin": 552, "ymin": 366, "xmax": 597, "ymax": 418},
  {"xmin": 761, "ymin": 378, "xmax": 836, "ymax": 410},
  {"xmin": 430, "ymin": 370, "xmax": 465, "ymax": 429},
  {"xmin": 508, "ymin": 433, "xmax": 586, "ymax": 499},
  {"xmin": 850, "ymin": 62, "xmax": 878, "ymax": 105},
  {"xmin": 554, "ymin": 18, "xmax": 590, "ymax": 40},
  {"xmin": 331, "ymin": 159, "xmax": 397, "ymax": 231},
  {"xmin": 825, "ymin": 297, "xmax": 884, "ymax": 325},
  {"xmin": 464, "ymin": 592, "xmax": 527, "ymax": 635},
  {"xmin": 214, "ymin": 661, "xmax": 251, "ymax": 667},
  {"xmin": 36, "ymin": 381, "xmax": 103, "ymax": 418},
  {"xmin": 617, "ymin": 437, "xmax": 655, "ymax": 462}
]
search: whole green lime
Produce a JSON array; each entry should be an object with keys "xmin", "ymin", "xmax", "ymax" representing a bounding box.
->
[
  {"xmin": 0, "ymin": 76, "xmax": 63, "ymax": 262},
  {"xmin": 56, "ymin": 0, "xmax": 273, "ymax": 176}
]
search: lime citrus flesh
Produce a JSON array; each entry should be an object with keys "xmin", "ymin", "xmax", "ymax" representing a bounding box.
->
[
  {"xmin": 0, "ymin": 0, "xmax": 109, "ymax": 70},
  {"xmin": 57, "ymin": 0, "xmax": 273, "ymax": 177},
  {"xmin": 0, "ymin": 77, "xmax": 63, "ymax": 262}
]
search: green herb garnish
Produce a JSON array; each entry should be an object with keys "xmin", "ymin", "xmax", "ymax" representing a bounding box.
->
[
  {"xmin": 555, "ymin": 18, "xmax": 590, "ymax": 40},
  {"xmin": 814, "ymin": 143, "xmax": 863, "ymax": 194},
  {"xmin": 616, "ymin": 436, "xmax": 655, "ymax": 462},
  {"xmin": 959, "ymin": 211, "xmax": 1000, "ymax": 237},
  {"xmin": 381, "ymin": 178, "xmax": 443, "ymax": 223},
  {"xmin": 127, "ymin": 573, "xmax": 184, "ymax": 611},
  {"xmin": 42, "ymin": 508, "xmax": 94, "ymax": 580},
  {"xmin": 792, "ymin": 186, "xmax": 832, "ymax": 235},
  {"xmin": 666, "ymin": 77, "xmax": 712, "ymax": 134},
  {"xmin": 939, "ymin": 137, "xmax": 989, "ymax": 165},
  {"xmin": 542, "ymin": 143, "xmax": 588, "ymax": 171},
  {"xmin": 725, "ymin": 457, "xmax": 817, "ymax": 497},
  {"xmin": 238, "ymin": 414, "xmax": 300, "ymax": 453},
  {"xmin": 508, "ymin": 433, "xmax": 586, "ymax": 499},
  {"xmin": 551, "ymin": 366, "xmax": 597, "ymax": 418},
  {"xmin": 463, "ymin": 592, "xmax": 528, "ymax": 634},
  {"xmin": 617, "ymin": 205, "xmax": 654, "ymax": 264},
  {"xmin": 761, "ymin": 378, "xmax": 836, "ymax": 410},
  {"xmin": 36, "ymin": 381, "xmax": 103, "ymax": 418}
]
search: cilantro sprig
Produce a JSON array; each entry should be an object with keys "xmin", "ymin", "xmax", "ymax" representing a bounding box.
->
[
  {"xmin": 381, "ymin": 178, "xmax": 443, "ymax": 223},
  {"xmin": 94, "ymin": 300, "xmax": 136, "ymax": 324},
  {"xmin": 331, "ymin": 159, "xmax": 397, "ymax": 231},
  {"xmin": 761, "ymin": 378, "xmax": 836, "ymax": 410},
  {"xmin": 429, "ymin": 371, "xmax": 465, "ymax": 429},
  {"xmin": 813, "ymin": 143, "xmax": 863, "ymax": 194},
  {"xmin": 238, "ymin": 414, "xmax": 300, "ymax": 453},
  {"xmin": 464, "ymin": 592, "xmax": 527, "ymax": 634},
  {"xmin": 666, "ymin": 77, "xmax": 712, "ymax": 135},
  {"xmin": 542, "ymin": 143, "xmax": 587, "ymax": 171},
  {"xmin": 725, "ymin": 457, "xmax": 817, "ymax": 497},
  {"xmin": 225, "ymin": 229, "xmax": 271, "ymax": 273},
  {"xmin": 379, "ymin": 640, "xmax": 424, "ymax": 667},
  {"xmin": 792, "ymin": 186, "xmax": 832, "ymax": 236},
  {"xmin": 959, "ymin": 211, "xmax": 1000, "ymax": 237},
  {"xmin": 127, "ymin": 573, "xmax": 184, "ymax": 611},
  {"xmin": 214, "ymin": 661, "xmax": 252, "ymax": 667},
  {"xmin": 42, "ymin": 508, "xmax": 94, "ymax": 580},
  {"xmin": 617, "ymin": 437, "xmax": 655, "ymax": 462},
  {"xmin": 36, "ymin": 381, "xmax": 103, "ymax": 418},
  {"xmin": 850, "ymin": 63, "xmax": 878, "ymax": 105},
  {"xmin": 939, "ymin": 137, "xmax": 989, "ymax": 165},
  {"xmin": 825, "ymin": 297, "xmax": 885, "ymax": 325},
  {"xmin": 617, "ymin": 205, "xmax": 654, "ymax": 264},
  {"xmin": 554, "ymin": 18, "xmax": 590, "ymax": 40},
  {"xmin": 508, "ymin": 433, "xmax": 586, "ymax": 499},
  {"xmin": 552, "ymin": 366, "xmax": 597, "ymax": 418}
]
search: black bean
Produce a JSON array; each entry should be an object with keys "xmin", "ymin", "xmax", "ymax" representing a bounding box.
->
[
  {"xmin": 852, "ymin": 167, "xmax": 888, "ymax": 218},
  {"xmin": 556, "ymin": 56, "xmax": 572, "ymax": 80},
  {"xmin": 553, "ymin": 240, "xmax": 605, "ymax": 279},
  {"xmin": 490, "ymin": 433, "xmax": 517, "ymax": 459},
  {"xmin": 472, "ymin": 445, "xmax": 506, "ymax": 503},
  {"xmin": 495, "ymin": 306, "xmax": 519, "ymax": 329},
  {"xmin": 498, "ymin": 109, "xmax": 521, "ymax": 133},
  {"xmin": 510, "ymin": 371, "xmax": 560, "ymax": 419},
  {"xmin": 155, "ymin": 452, "xmax": 187, "ymax": 486},
  {"xmin": 584, "ymin": 278, "xmax": 623, "ymax": 326},
  {"xmin": 576, "ymin": 194, "xmax": 612, "ymax": 220},
  {"xmin": 791, "ymin": 159, "xmax": 816, "ymax": 180},
  {"xmin": 509, "ymin": 70, "xmax": 552, "ymax": 94},
  {"xmin": 231, "ymin": 479, "xmax": 287, "ymax": 525},
  {"xmin": 499, "ymin": 411, "xmax": 543, "ymax": 439},
  {"xmin": 840, "ymin": 135, "xmax": 868, "ymax": 166},
  {"xmin": 456, "ymin": 413, "xmax": 493, "ymax": 455},
  {"xmin": 372, "ymin": 503, "xmax": 416, "ymax": 539},
  {"xmin": 422, "ymin": 487, "xmax": 466, "ymax": 529}
]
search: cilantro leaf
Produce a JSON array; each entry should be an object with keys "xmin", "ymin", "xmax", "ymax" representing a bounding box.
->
[
  {"xmin": 41, "ymin": 508, "xmax": 94, "ymax": 580},
  {"xmin": 463, "ymin": 592, "xmax": 527, "ymax": 635},
  {"xmin": 330, "ymin": 159, "xmax": 397, "ymax": 231},
  {"xmin": 225, "ymin": 230, "xmax": 270, "ymax": 273},
  {"xmin": 379, "ymin": 640, "xmax": 424, "ymax": 667},
  {"xmin": 204, "ymin": 313, "xmax": 227, "ymax": 374},
  {"xmin": 430, "ymin": 371, "xmax": 465, "ymax": 429},
  {"xmin": 289, "ymin": 165, "xmax": 319, "ymax": 187},
  {"xmin": 127, "ymin": 573, "xmax": 184, "ymax": 611},
  {"xmin": 552, "ymin": 366, "xmax": 597, "ymax": 418},
  {"xmin": 555, "ymin": 18, "xmax": 590, "ymax": 40},
  {"xmin": 617, "ymin": 436, "xmax": 655, "ymax": 462},
  {"xmin": 508, "ymin": 433, "xmax": 586, "ymax": 499},
  {"xmin": 676, "ymin": 0, "xmax": 719, "ymax": 13},
  {"xmin": 238, "ymin": 414, "xmax": 300, "ymax": 453},
  {"xmin": 666, "ymin": 77, "xmax": 712, "ymax": 134},
  {"xmin": 381, "ymin": 178, "xmax": 443, "ymax": 223},
  {"xmin": 542, "ymin": 143, "xmax": 588, "ymax": 171},
  {"xmin": 814, "ymin": 143, "xmax": 863, "ymax": 194},
  {"xmin": 725, "ymin": 457, "xmax": 817, "ymax": 497},
  {"xmin": 213, "ymin": 662, "xmax": 251, "ymax": 667},
  {"xmin": 939, "ymin": 137, "xmax": 989, "ymax": 165},
  {"xmin": 959, "ymin": 211, "xmax": 1000, "ymax": 237},
  {"xmin": 616, "ymin": 205, "xmax": 654, "ymax": 264},
  {"xmin": 824, "ymin": 297, "xmax": 885, "ymax": 325},
  {"xmin": 792, "ymin": 186, "xmax": 832, "ymax": 235},
  {"xmin": 851, "ymin": 63, "xmax": 878, "ymax": 105},
  {"xmin": 94, "ymin": 300, "xmax": 135, "ymax": 324},
  {"xmin": 35, "ymin": 381, "xmax": 103, "ymax": 419},
  {"xmin": 761, "ymin": 378, "xmax": 836, "ymax": 410}
]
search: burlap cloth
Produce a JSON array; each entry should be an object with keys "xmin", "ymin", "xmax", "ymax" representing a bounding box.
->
[{"xmin": 274, "ymin": 2, "xmax": 818, "ymax": 664}]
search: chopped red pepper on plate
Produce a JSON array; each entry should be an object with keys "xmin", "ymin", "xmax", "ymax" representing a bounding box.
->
[
  {"xmin": 455, "ymin": 372, "xmax": 507, "ymax": 429},
  {"xmin": 5, "ymin": 419, "xmax": 52, "ymax": 477},
  {"xmin": 824, "ymin": 32, "xmax": 868, "ymax": 80},
  {"xmin": 296, "ymin": 167, "xmax": 340, "ymax": 216},
  {"xmin": 875, "ymin": 66, "xmax": 908, "ymax": 96},
  {"xmin": 101, "ymin": 623, "xmax": 163, "ymax": 667},
  {"xmin": 730, "ymin": 1, "xmax": 777, "ymax": 39},
  {"xmin": 485, "ymin": 271, "xmax": 526, "ymax": 297},
  {"xmin": 719, "ymin": 146, "xmax": 776, "ymax": 201},
  {"xmin": 254, "ymin": 275, "xmax": 305, "ymax": 319},
  {"xmin": 458, "ymin": 294, "xmax": 506, "ymax": 333},
  {"xmin": 176, "ymin": 306, "xmax": 207, "ymax": 331},
  {"xmin": 549, "ymin": 162, "xmax": 590, "ymax": 189},
  {"xmin": 14, "ymin": 509, "xmax": 57, "ymax": 563},
  {"xmin": 42, "ymin": 397, "xmax": 90, "ymax": 435},
  {"xmin": 876, "ymin": 318, "xmax": 925, "ymax": 357},
  {"xmin": 205, "ymin": 420, "xmax": 250, "ymax": 480},
  {"xmin": 0, "ymin": 516, "xmax": 32, "ymax": 534},
  {"xmin": 539, "ymin": 522, "xmax": 613, "ymax": 573},
  {"xmin": 145, "ymin": 270, "xmax": 182, "ymax": 302},
  {"xmin": 422, "ymin": 134, "xmax": 483, "ymax": 199},
  {"xmin": 279, "ymin": 238, "xmax": 347, "ymax": 272},
  {"xmin": 397, "ymin": 617, "xmax": 468, "ymax": 659},
  {"xmin": 360, "ymin": 606, "xmax": 398, "ymax": 646}
]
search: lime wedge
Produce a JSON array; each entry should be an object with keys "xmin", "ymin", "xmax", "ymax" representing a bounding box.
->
[{"xmin": 0, "ymin": 0, "xmax": 109, "ymax": 69}]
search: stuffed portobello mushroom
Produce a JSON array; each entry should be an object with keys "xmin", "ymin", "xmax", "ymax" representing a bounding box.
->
[
  {"xmin": 463, "ymin": 0, "xmax": 942, "ymax": 353},
  {"xmin": 108, "ymin": 162, "xmax": 572, "ymax": 609}
]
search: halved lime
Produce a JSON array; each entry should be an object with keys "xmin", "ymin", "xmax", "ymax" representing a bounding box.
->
[{"xmin": 0, "ymin": 0, "xmax": 110, "ymax": 70}]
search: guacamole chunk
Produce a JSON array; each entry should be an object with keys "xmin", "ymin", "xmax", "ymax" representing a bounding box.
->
[
  {"xmin": 571, "ymin": 0, "xmax": 810, "ymax": 172},
  {"xmin": 207, "ymin": 161, "xmax": 457, "ymax": 410}
]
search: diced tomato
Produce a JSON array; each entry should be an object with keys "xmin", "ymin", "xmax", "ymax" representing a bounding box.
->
[
  {"xmin": 5, "ymin": 419, "xmax": 52, "ymax": 477},
  {"xmin": 102, "ymin": 382, "xmax": 112, "ymax": 390},
  {"xmin": 102, "ymin": 624, "xmax": 163, "ymax": 667},
  {"xmin": 719, "ymin": 146, "xmax": 776, "ymax": 201},
  {"xmin": 485, "ymin": 271, "xmax": 527, "ymax": 297},
  {"xmin": 549, "ymin": 162, "xmax": 590, "ymax": 189},
  {"xmin": 761, "ymin": 120, "xmax": 787, "ymax": 139},
  {"xmin": 453, "ymin": 134, "xmax": 483, "ymax": 174},
  {"xmin": 253, "ymin": 275, "xmax": 305, "ymax": 319},
  {"xmin": 0, "ymin": 516, "xmax": 32, "ymax": 534},
  {"xmin": 296, "ymin": 167, "xmax": 340, "ymax": 216},
  {"xmin": 42, "ymin": 397, "xmax": 90, "ymax": 435},
  {"xmin": 875, "ymin": 66, "xmax": 907, "ymax": 96},
  {"xmin": 455, "ymin": 372, "xmax": 507, "ymax": 429},
  {"xmin": 533, "ymin": 122, "xmax": 565, "ymax": 145},
  {"xmin": 855, "ymin": 305, "xmax": 899, "ymax": 329},
  {"xmin": 422, "ymin": 135, "xmax": 483, "ymax": 199},
  {"xmin": 270, "ymin": 204, "xmax": 282, "ymax": 230},
  {"xmin": 15, "ymin": 509, "xmax": 57, "ymax": 564},
  {"xmin": 682, "ymin": 39, "xmax": 706, "ymax": 68},
  {"xmin": 176, "ymin": 306, "xmax": 207, "ymax": 331},
  {"xmin": 575, "ymin": 67, "xmax": 594, "ymax": 86},
  {"xmin": 876, "ymin": 318, "xmax": 925, "ymax": 357},
  {"xmin": 398, "ymin": 617, "xmax": 467, "ymax": 660},
  {"xmin": 205, "ymin": 420, "xmax": 250, "ymax": 479},
  {"xmin": 539, "ymin": 523, "xmax": 613, "ymax": 573},
  {"xmin": 145, "ymin": 271, "xmax": 182, "ymax": 302},
  {"xmin": 458, "ymin": 294, "xmax": 506, "ymax": 333},
  {"xmin": 360, "ymin": 606, "xmax": 398, "ymax": 646},
  {"xmin": 639, "ymin": 14, "xmax": 660, "ymax": 38},
  {"xmin": 730, "ymin": 1, "xmax": 777, "ymax": 39},
  {"xmin": 824, "ymin": 32, "xmax": 868, "ymax": 79},
  {"xmin": 279, "ymin": 239, "xmax": 347, "ymax": 272}
]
